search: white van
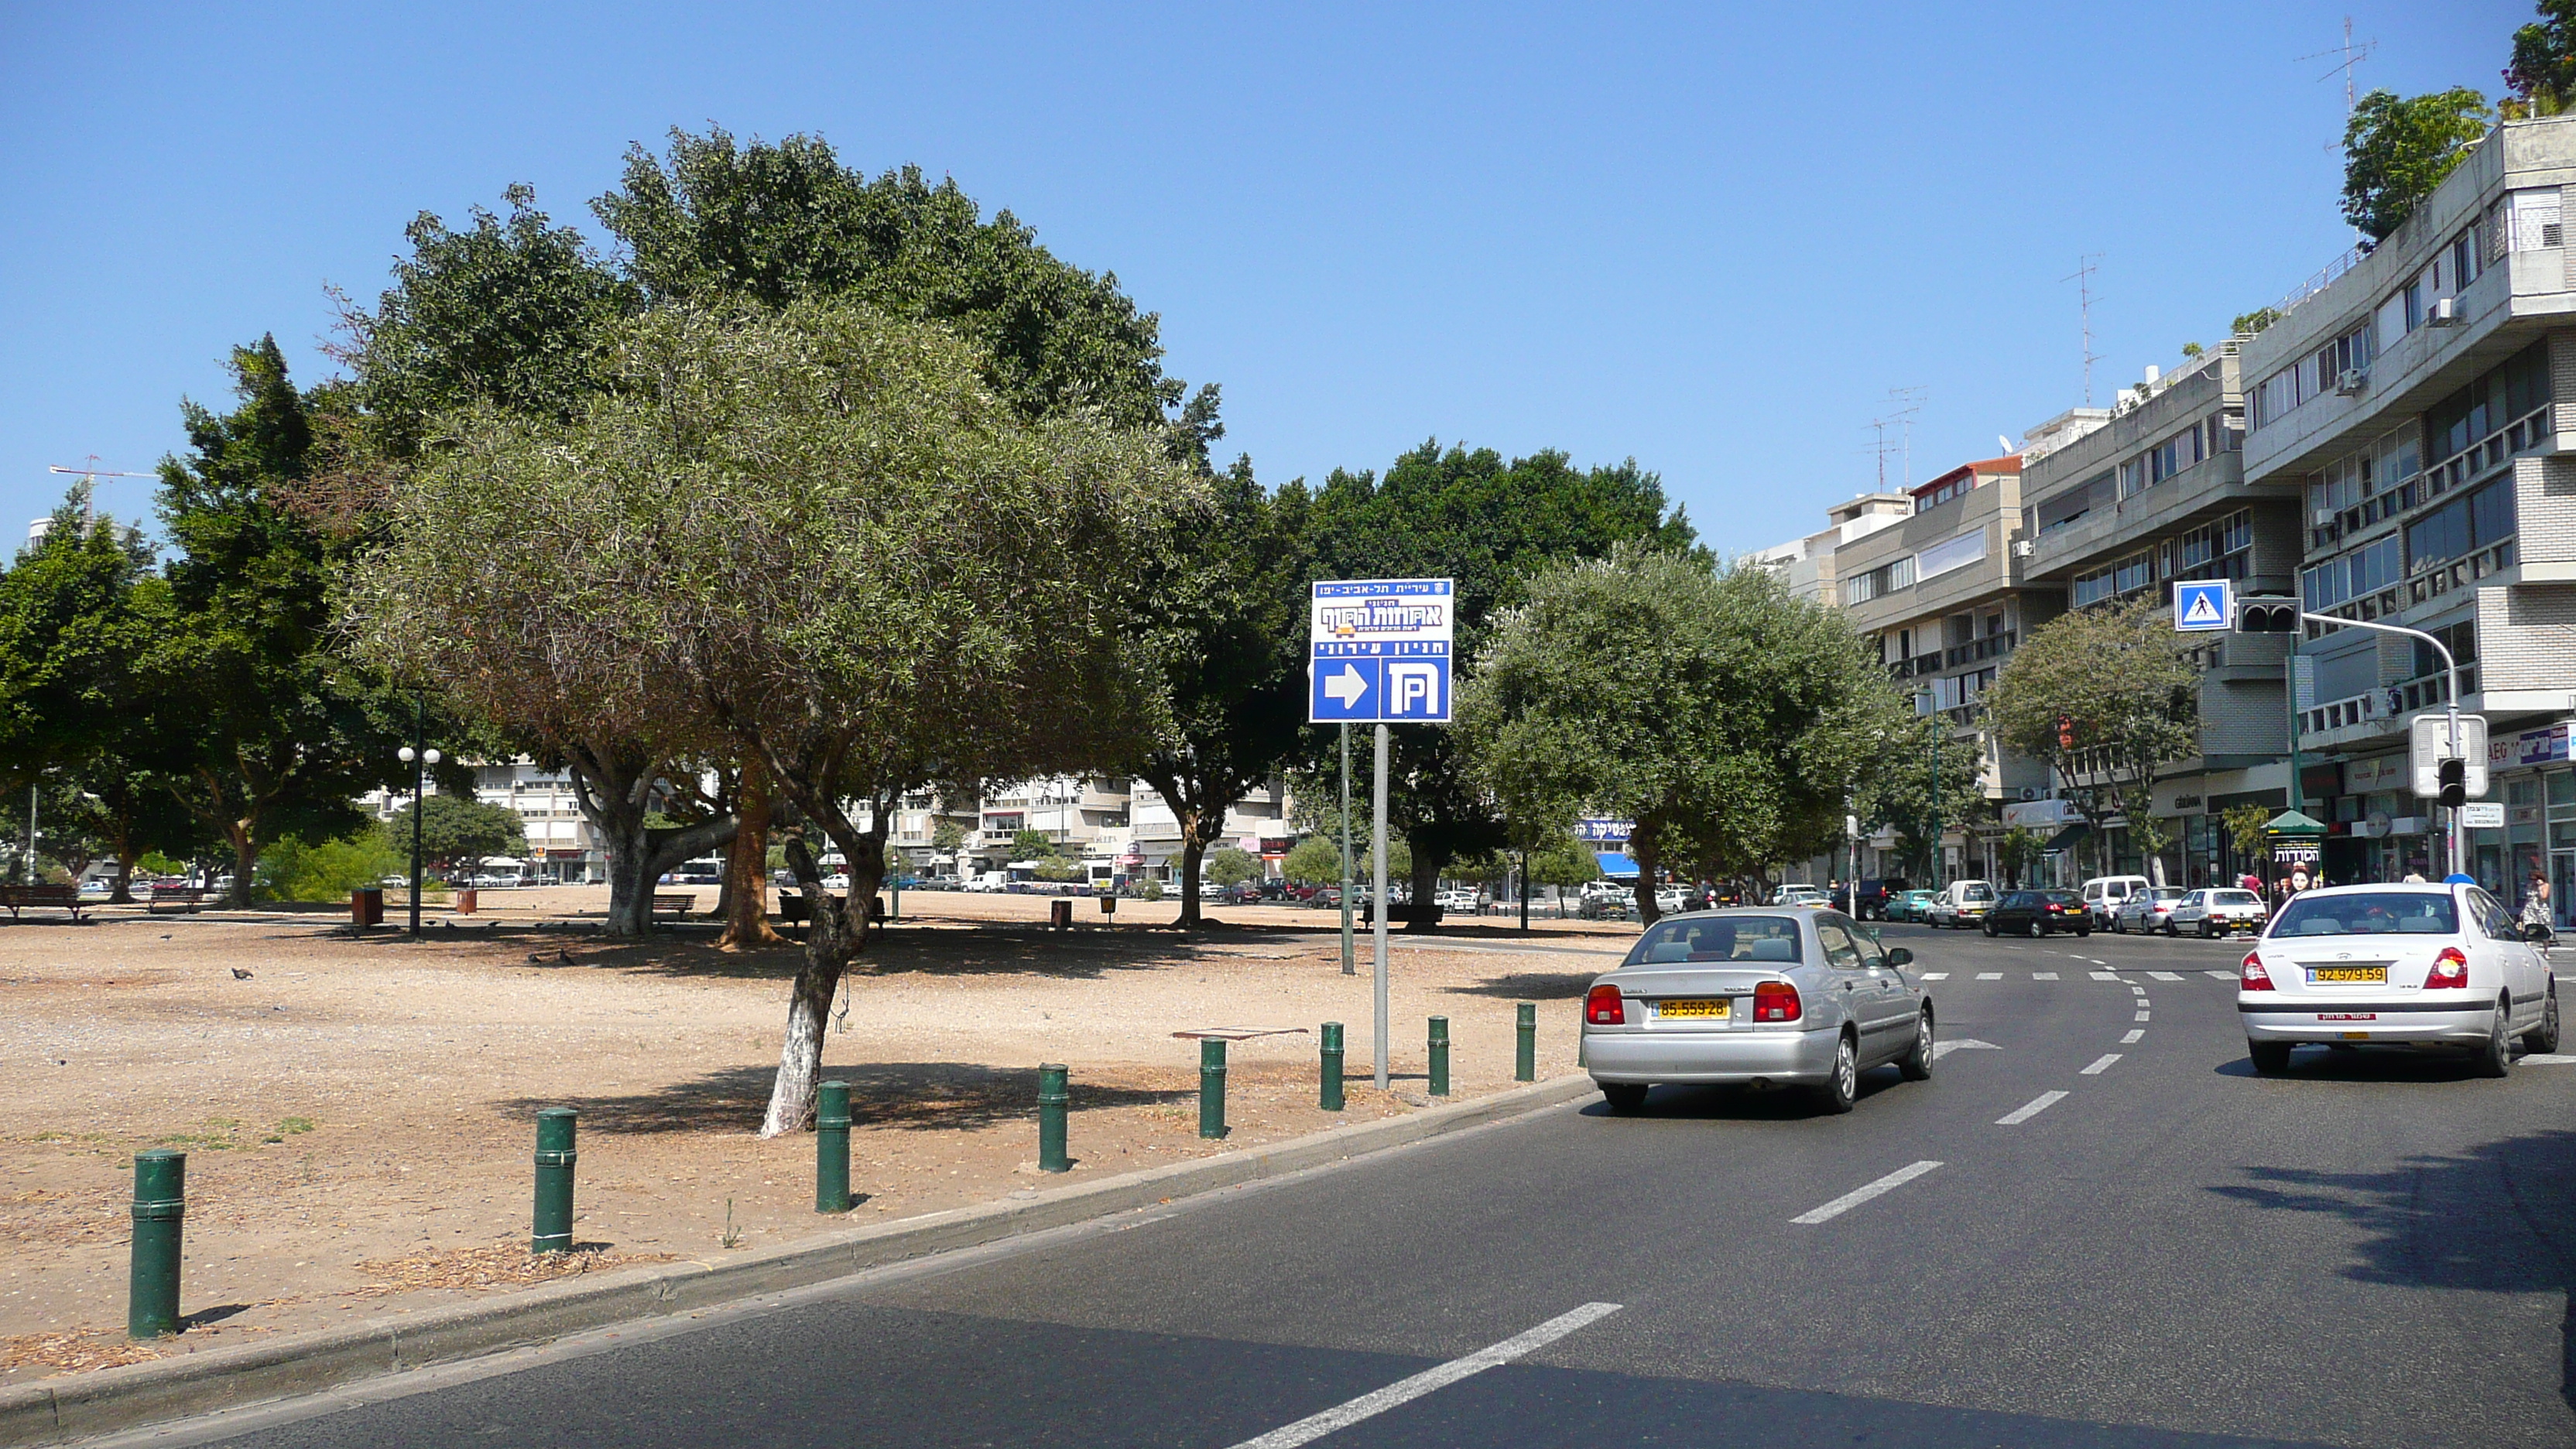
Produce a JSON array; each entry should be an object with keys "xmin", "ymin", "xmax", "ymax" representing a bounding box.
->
[
  {"xmin": 963, "ymin": 871, "xmax": 1010, "ymax": 893},
  {"xmin": 1927, "ymin": 879, "xmax": 1997, "ymax": 929},
  {"xmin": 2079, "ymin": 875, "xmax": 2153, "ymax": 927}
]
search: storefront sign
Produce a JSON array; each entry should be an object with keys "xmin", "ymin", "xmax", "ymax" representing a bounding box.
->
[
  {"xmin": 1575, "ymin": 817, "xmax": 1633, "ymax": 842},
  {"xmin": 2002, "ymin": 798, "xmax": 2084, "ymax": 828},
  {"xmin": 2341, "ymin": 755, "xmax": 2406, "ymax": 793},
  {"xmin": 2504, "ymin": 720, "xmax": 2573, "ymax": 769}
]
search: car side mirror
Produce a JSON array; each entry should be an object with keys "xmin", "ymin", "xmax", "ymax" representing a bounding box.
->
[{"xmin": 1885, "ymin": 947, "xmax": 1913, "ymax": 968}]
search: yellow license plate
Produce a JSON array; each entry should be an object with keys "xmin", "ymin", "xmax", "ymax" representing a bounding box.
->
[
  {"xmin": 1656, "ymin": 998, "xmax": 1729, "ymax": 1020},
  {"xmin": 2307, "ymin": 966, "xmax": 2388, "ymax": 984}
]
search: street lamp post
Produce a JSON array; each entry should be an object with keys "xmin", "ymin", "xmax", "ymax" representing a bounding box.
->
[{"xmin": 397, "ymin": 701, "xmax": 441, "ymax": 937}]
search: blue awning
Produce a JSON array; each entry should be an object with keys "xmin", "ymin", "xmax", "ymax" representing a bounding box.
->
[{"xmin": 1595, "ymin": 852, "xmax": 1639, "ymax": 879}]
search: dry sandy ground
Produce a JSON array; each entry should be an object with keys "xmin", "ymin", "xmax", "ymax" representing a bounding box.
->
[{"xmin": 0, "ymin": 886, "xmax": 1632, "ymax": 1383}]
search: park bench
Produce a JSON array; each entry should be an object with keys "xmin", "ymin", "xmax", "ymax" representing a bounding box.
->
[
  {"xmin": 0, "ymin": 884, "xmax": 85, "ymax": 921},
  {"xmin": 649, "ymin": 892, "xmax": 696, "ymax": 920},
  {"xmin": 147, "ymin": 885, "xmax": 208, "ymax": 915}
]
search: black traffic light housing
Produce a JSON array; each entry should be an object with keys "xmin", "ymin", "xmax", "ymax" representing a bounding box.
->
[
  {"xmin": 2437, "ymin": 756, "xmax": 2467, "ymax": 809},
  {"xmin": 2236, "ymin": 597, "xmax": 2300, "ymax": 632}
]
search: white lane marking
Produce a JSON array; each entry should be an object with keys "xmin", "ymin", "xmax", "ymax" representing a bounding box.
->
[
  {"xmin": 1932, "ymin": 1039, "xmax": 2000, "ymax": 1060},
  {"xmin": 2080, "ymin": 1053, "xmax": 2122, "ymax": 1075},
  {"xmin": 2085, "ymin": 959, "xmax": 2108, "ymax": 966},
  {"xmin": 2121, "ymin": 1028, "xmax": 2144, "ymax": 1044},
  {"xmin": 2135, "ymin": 999, "xmax": 2151, "ymax": 1009},
  {"xmin": 2129, "ymin": 985, "xmax": 2146, "ymax": 995},
  {"xmin": 1975, "ymin": 971, "xmax": 2002, "ymax": 980},
  {"xmin": 1920, "ymin": 971, "xmax": 1949, "ymax": 981},
  {"xmin": 2203, "ymin": 970, "xmax": 2236, "ymax": 980},
  {"xmin": 1228, "ymin": 1303, "xmax": 1624, "ymax": 1448},
  {"xmin": 2033, "ymin": 971, "xmax": 2059, "ymax": 980},
  {"xmin": 2134, "ymin": 1010, "xmax": 2151, "ymax": 1022},
  {"xmin": 2149, "ymin": 971, "xmax": 2184, "ymax": 981},
  {"xmin": 2090, "ymin": 971, "xmax": 2120, "ymax": 981},
  {"xmin": 1996, "ymin": 1091, "xmax": 2067, "ymax": 1125},
  {"xmin": 1790, "ymin": 1161, "xmax": 1943, "ymax": 1225},
  {"xmin": 2523, "ymin": 1053, "xmax": 2576, "ymax": 1064}
]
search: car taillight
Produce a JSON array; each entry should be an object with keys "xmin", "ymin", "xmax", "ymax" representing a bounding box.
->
[
  {"xmin": 1752, "ymin": 980, "xmax": 1802, "ymax": 1022},
  {"xmin": 2242, "ymin": 951, "xmax": 2275, "ymax": 991},
  {"xmin": 1584, "ymin": 985, "xmax": 1626, "ymax": 1025},
  {"xmin": 2425, "ymin": 947, "xmax": 2470, "ymax": 989}
]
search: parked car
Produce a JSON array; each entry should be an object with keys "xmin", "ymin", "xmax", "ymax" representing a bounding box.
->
[
  {"xmin": 962, "ymin": 872, "xmax": 1010, "ymax": 893},
  {"xmin": 1851, "ymin": 879, "xmax": 1905, "ymax": 921},
  {"xmin": 2170, "ymin": 887, "xmax": 2269, "ymax": 937},
  {"xmin": 1437, "ymin": 888, "xmax": 1482, "ymax": 913},
  {"xmin": 1655, "ymin": 887, "xmax": 1687, "ymax": 915},
  {"xmin": 1307, "ymin": 886, "xmax": 1342, "ymax": 909},
  {"xmin": 1773, "ymin": 886, "xmax": 1830, "ymax": 909},
  {"xmin": 1924, "ymin": 880, "xmax": 1997, "ymax": 929},
  {"xmin": 1583, "ymin": 908, "xmax": 1932, "ymax": 1115},
  {"xmin": 2241, "ymin": 882, "xmax": 2557, "ymax": 1074},
  {"xmin": 1882, "ymin": 888, "xmax": 1939, "ymax": 923},
  {"xmin": 1985, "ymin": 888, "xmax": 2089, "ymax": 937},
  {"xmin": 2112, "ymin": 887, "xmax": 2187, "ymax": 934},
  {"xmin": 2078, "ymin": 875, "xmax": 2153, "ymax": 928}
]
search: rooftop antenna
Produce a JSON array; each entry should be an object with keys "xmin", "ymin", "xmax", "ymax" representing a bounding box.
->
[
  {"xmin": 2060, "ymin": 254, "xmax": 2105, "ymax": 407},
  {"xmin": 2297, "ymin": 16, "xmax": 2376, "ymax": 119},
  {"xmin": 1886, "ymin": 385, "xmax": 1927, "ymax": 486}
]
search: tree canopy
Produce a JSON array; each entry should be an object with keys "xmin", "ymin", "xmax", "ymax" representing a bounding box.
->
[
  {"xmin": 1987, "ymin": 596, "xmax": 2199, "ymax": 881},
  {"xmin": 2507, "ymin": 2, "xmax": 2576, "ymax": 115},
  {"xmin": 2342, "ymin": 88, "xmax": 2493, "ymax": 246}
]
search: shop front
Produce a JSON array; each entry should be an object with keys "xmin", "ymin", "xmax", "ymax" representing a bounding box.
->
[{"xmin": 2469, "ymin": 718, "xmax": 2574, "ymax": 928}]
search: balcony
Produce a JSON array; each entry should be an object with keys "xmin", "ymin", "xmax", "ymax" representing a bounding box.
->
[{"xmin": 1942, "ymin": 632, "xmax": 2015, "ymax": 668}]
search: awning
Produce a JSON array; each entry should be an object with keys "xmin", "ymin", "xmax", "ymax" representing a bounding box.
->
[
  {"xmin": 2041, "ymin": 824, "xmax": 2091, "ymax": 855},
  {"xmin": 1595, "ymin": 851, "xmax": 1640, "ymax": 879}
]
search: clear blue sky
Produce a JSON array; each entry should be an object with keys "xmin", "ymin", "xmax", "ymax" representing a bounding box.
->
[{"xmin": 0, "ymin": 2, "xmax": 2533, "ymax": 557}]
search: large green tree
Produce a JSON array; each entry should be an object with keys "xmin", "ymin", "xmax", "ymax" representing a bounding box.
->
[
  {"xmin": 1987, "ymin": 596, "xmax": 2200, "ymax": 882},
  {"xmin": 2342, "ymin": 88, "xmax": 2493, "ymax": 246},
  {"xmin": 1461, "ymin": 547, "xmax": 1896, "ymax": 925},
  {"xmin": 2507, "ymin": 2, "xmax": 2576, "ymax": 115},
  {"xmin": 1305, "ymin": 440, "xmax": 1695, "ymax": 923},
  {"xmin": 1855, "ymin": 713, "xmax": 1989, "ymax": 884},
  {"xmin": 155, "ymin": 338, "xmax": 406, "ymax": 906},
  {"xmin": 384, "ymin": 793, "xmax": 530, "ymax": 879}
]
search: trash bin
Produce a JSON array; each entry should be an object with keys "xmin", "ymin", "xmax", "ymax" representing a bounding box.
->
[
  {"xmin": 1099, "ymin": 896, "xmax": 1116, "ymax": 917},
  {"xmin": 456, "ymin": 888, "xmax": 478, "ymax": 915},
  {"xmin": 351, "ymin": 887, "xmax": 383, "ymax": 929},
  {"xmin": 1050, "ymin": 899, "xmax": 1073, "ymax": 930}
]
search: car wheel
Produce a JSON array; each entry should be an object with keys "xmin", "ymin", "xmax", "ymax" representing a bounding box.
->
[
  {"xmin": 2248, "ymin": 1040, "xmax": 2293, "ymax": 1075},
  {"xmin": 2112, "ymin": 915, "xmax": 2126, "ymax": 934},
  {"xmin": 2028, "ymin": 919, "xmax": 2045, "ymax": 939},
  {"xmin": 1982, "ymin": 920, "xmax": 1997, "ymax": 937},
  {"xmin": 2198, "ymin": 921, "xmax": 2216, "ymax": 939},
  {"xmin": 1601, "ymin": 1083, "xmax": 1649, "ymax": 1114},
  {"xmin": 2523, "ymin": 984, "xmax": 2561, "ymax": 1054},
  {"xmin": 1898, "ymin": 1009, "xmax": 1934, "ymax": 1081},
  {"xmin": 2475, "ymin": 1000, "xmax": 2514, "ymax": 1078},
  {"xmin": 1819, "ymin": 1034, "xmax": 1859, "ymax": 1114},
  {"xmin": 2163, "ymin": 919, "xmax": 2177, "ymax": 937}
]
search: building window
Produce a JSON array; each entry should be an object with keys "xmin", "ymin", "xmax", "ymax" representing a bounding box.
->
[
  {"xmin": 1915, "ymin": 529, "xmax": 1987, "ymax": 582},
  {"xmin": 2404, "ymin": 474, "xmax": 2516, "ymax": 572},
  {"xmin": 2072, "ymin": 568, "xmax": 2114, "ymax": 608}
]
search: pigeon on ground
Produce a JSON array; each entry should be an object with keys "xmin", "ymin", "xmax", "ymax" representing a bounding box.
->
[
  {"xmin": 557, "ymin": 949, "xmax": 575, "ymax": 964},
  {"xmin": 231, "ymin": 968, "xmax": 253, "ymax": 980}
]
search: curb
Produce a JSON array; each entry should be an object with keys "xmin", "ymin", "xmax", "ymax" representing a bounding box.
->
[{"xmin": 0, "ymin": 1073, "xmax": 1598, "ymax": 1447}]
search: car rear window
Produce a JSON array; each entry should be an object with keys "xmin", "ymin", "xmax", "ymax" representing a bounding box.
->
[
  {"xmin": 1629, "ymin": 916, "xmax": 1804, "ymax": 965},
  {"xmin": 2212, "ymin": 890, "xmax": 2260, "ymax": 905},
  {"xmin": 2148, "ymin": 889, "xmax": 2184, "ymax": 903},
  {"xmin": 2038, "ymin": 890, "xmax": 2081, "ymax": 905},
  {"xmin": 2270, "ymin": 893, "xmax": 2458, "ymax": 937}
]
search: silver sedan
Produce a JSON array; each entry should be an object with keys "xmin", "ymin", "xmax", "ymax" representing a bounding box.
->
[{"xmin": 1581, "ymin": 909, "xmax": 1934, "ymax": 1115}]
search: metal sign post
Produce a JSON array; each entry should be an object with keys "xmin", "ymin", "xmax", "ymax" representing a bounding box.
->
[
  {"xmin": 1340, "ymin": 724, "xmax": 1354, "ymax": 976},
  {"xmin": 1308, "ymin": 578, "xmax": 1454, "ymax": 1092}
]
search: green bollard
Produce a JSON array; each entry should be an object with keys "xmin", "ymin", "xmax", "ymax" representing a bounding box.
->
[
  {"xmin": 1428, "ymin": 1016, "xmax": 1451, "ymax": 1097},
  {"xmin": 1037, "ymin": 1064, "xmax": 1070, "ymax": 1173},
  {"xmin": 533, "ymin": 1107, "xmax": 577, "ymax": 1253},
  {"xmin": 128, "ymin": 1149, "xmax": 185, "ymax": 1339},
  {"xmin": 816, "ymin": 1081, "xmax": 853, "ymax": 1212},
  {"xmin": 1515, "ymin": 1002, "xmax": 1536, "ymax": 1082},
  {"xmin": 1198, "ymin": 1038, "xmax": 1228, "ymax": 1140},
  {"xmin": 1319, "ymin": 1022, "xmax": 1345, "ymax": 1112}
]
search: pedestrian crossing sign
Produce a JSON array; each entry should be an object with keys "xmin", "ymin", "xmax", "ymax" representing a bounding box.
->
[{"xmin": 2174, "ymin": 580, "xmax": 2232, "ymax": 632}]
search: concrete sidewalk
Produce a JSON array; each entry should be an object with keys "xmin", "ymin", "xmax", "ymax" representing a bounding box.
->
[{"xmin": 0, "ymin": 1074, "xmax": 1597, "ymax": 1447}]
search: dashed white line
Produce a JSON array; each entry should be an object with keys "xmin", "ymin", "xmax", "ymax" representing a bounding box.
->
[
  {"xmin": 1976, "ymin": 972, "xmax": 2002, "ymax": 981},
  {"xmin": 1996, "ymin": 1091, "xmax": 2067, "ymax": 1125},
  {"xmin": 2089, "ymin": 971, "xmax": 2120, "ymax": 981},
  {"xmin": 2033, "ymin": 971, "xmax": 2059, "ymax": 980},
  {"xmin": 2134, "ymin": 1010, "xmax": 2151, "ymax": 1022},
  {"xmin": 2135, "ymin": 999, "xmax": 2152, "ymax": 1009},
  {"xmin": 1920, "ymin": 972, "xmax": 1949, "ymax": 981},
  {"xmin": 2203, "ymin": 970, "xmax": 2236, "ymax": 980},
  {"xmin": 2148, "ymin": 971, "xmax": 2184, "ymax": 981},
  {"xmin": 1931, "ymin": 1039, "xmax": 2000, "ymax": 1059},
  {"xmin": 2080, "ymin": 1053, "xmax": 2122, "ymax": 1075},
  {"xmin": 1791, "ymin": 1161, "xmax": 1944, "ymax": 1224},
  {"xmin": 2121, "ymin": 1029, "xmax": 2144, "ymax": 1044},
  {"xmin": 2129, "ymin": 985, "xmax": 2146, "ymax": 995},
  {"xmin": 2524, "ymin": 1054, "xmax": 2576, "ymax": 1064},
  {"xmin": 1228, "ymin": 1302, "xmax": 1625, "ymax": 1447}
]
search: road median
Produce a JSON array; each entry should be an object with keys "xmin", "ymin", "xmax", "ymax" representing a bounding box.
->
[{"xmin": 0, "ymin": 1072, "xmax": 1595, "ymax": 1447}]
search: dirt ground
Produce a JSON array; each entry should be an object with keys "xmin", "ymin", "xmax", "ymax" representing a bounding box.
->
[{"xmin": 0, "ymin": 886, "xmax": 1632, "ymax": 1383}]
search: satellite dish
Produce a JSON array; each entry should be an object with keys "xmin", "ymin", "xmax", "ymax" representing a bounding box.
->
[{"xmin": 1997, "ymin": 434, "xmax": 2013, "ymax": 454}]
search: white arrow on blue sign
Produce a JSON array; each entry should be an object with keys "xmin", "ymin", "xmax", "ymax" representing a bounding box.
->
[
  {"xmin": 2173, "ymin": 579, "xmax": 2232, "ymax": 633},
  {"xmin": 1309, "ymin": 578, "xmax": 1453, "ymax": 724}
]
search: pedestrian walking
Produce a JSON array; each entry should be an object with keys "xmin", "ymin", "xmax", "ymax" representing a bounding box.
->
[{"xmin": 2523, "ymin": 870, "xmax": 2554, "ymax": 940}]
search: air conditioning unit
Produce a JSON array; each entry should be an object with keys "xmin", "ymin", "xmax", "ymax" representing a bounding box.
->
[
  {"xmin": 2428, "ymin": 296, "xmax": 2462, "ymax": 327},
  {"xmin": 2011, "ymin": 538, "xmax": 2034, "ymax": 559},
  {"xmin": 2312, "ymin": 507, "xmax": 2338, "ymax": 525},
  {"xmin": 2019, "ymin": 786, "xmax": 2040, "ymax": 801},
  {"xmin": 2334, "ymin": 368, "xmax": 2368, "ymax": 396}
]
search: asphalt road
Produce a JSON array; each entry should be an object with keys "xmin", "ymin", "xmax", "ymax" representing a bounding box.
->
[{"xmin": 128, "ymin": 923, "xmax": 2576, "ymax": 1449}]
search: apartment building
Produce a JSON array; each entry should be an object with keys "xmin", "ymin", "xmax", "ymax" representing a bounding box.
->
[
  {"xmin": 2239, "ymin": 115, "xmax": 2576, "ymax": 922},
  {"xmin": 2018, "ymin": 344, "xmax": 2305, "ymax": 884},
  {"xmin": 1127, "ymin": 779, "xmax": 1293, "ymax": 882},
  {"xmin": 964, "ymin": 777, "xmax": 1132, "ymax": 872},
  {"xmin": 1748, "ymin": 492, "xmax": 1913, "ymax": 603},
  {"xmin": 1835, "ymin": 454, "xmax": 2054, "ymax": 883},
  {"xmin": 363, "ymin": 761, "xmax": 609, "ymax": 882}
]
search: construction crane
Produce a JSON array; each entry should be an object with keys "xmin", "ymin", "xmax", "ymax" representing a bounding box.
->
[{"xmin": 41, "ymin": 458, "xmax": 156, "ymax": 534}]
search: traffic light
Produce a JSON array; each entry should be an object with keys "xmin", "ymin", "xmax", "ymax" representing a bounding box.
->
[
  {"xmin": 2236, "ymin": 597, "xmax": 2300, "ymax": 632},
  {"xmin": 2437, "ymin": 756, "xmax": 2467, "ymax": 809}
]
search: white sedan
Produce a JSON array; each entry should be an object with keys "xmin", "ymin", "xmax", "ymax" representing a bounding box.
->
[
  {"xmin": 2170, "ymin": 887, "xmax": 2268, "ymax": 937},
  {"xmin": 2240, "ymin": 882, "xmax": 2557, "ymax": 1075}
]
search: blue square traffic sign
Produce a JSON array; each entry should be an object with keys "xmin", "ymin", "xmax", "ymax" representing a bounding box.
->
[
  {"xmin": 1310, "ymin": 656, "xmax": 1382, "ymax": 721},
  {"xmin": 1307, "ymin": 577, "xmax": 1454, "ymax": 724},
  {"xmin": 2174, "ymin": 579, "xmax": 2232, "ymax": 633}
]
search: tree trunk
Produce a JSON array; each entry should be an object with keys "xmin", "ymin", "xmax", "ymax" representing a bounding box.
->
[
  {"xmin": 224, "ymin": 820, "xmax": 257, "ymax": 909},
  {"xmin": 1175, "ymin": 829, "xmax": 1205, "ymax": 926},
  {"xmin": 718, "ymin": 755, "xmax": 783, "ymax": 951},
  {"xmin": 1631, "ymin": 829, "xmax": 1663, "ymax": 927},
  {"xmin": 109, "ymin": 850, "xmax": 135, "ymax": 906},
  {"xmin": 1407, "ymin": 847, "xmax": 1443, "ymax": 932},
  {"xmin": 759, "ymin": 835, "xmax": 853, "ymax": 1137}
]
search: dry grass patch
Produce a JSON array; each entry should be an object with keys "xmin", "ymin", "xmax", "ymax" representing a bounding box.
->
[{"xmin": 348, "ymin": 1242, "xmax": 679, "ymax": 1297}]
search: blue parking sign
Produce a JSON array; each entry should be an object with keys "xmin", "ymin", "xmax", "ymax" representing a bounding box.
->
[
  {"xmin": 2174, "ymin": 580, "xmax": 2232, "ymax": 633},
  {"xmin": 1310, "ymin": 657, "xmax": 1382, "ymax": 721}
]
